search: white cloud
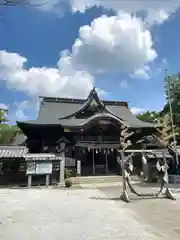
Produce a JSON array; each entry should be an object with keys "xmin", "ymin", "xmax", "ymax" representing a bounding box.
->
[
  {"xmin": 34, "ymin": 0, "xmax": 180, "ymax": 25},
  {"xmin": 0, "ymin": 12, "xmax": 157, "ymax": 99},
  {"xmin": 71, "ymin": 0, "xmax": 180, "ymax": 25},
  {"xmin": 120, "ymin": 79, "xmax": 128, "ymax": 88},
  {"xmin": 14, "ymin": 100, "xmax": 32, "ymax": 121},
  {"xmin": 0, "ymin": 50, "xmax": 95, "ymax": 99},
  {"xmin": 7, "ymin": 99, "xmax": 40, "ymax": 123},
  {"xmin": 146, "ymin": 9, "xmax": 170, "ymax": 25},
  {"xmin": 69, "ymin": 13, "xmax": 157, "ymax": 73},
  {"xmin": 131, "ymin": 107, "xmax": 146, "ymax": 115},
  {"xmin": 131, "ymin": 65, "xmax": 151, "ymax": 80},
  {"xmin": 0, "ymin": 103, "xmax": 8, "ymax": 110}
]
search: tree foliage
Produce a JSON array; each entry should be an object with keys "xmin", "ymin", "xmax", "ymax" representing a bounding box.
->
[
  {"xmin": 162, "ymin": 72, "xmax": 180, "ymax": 130},
  {"xmin": 0, "ymin": 109, "xmax": 21, "ymax": 144},
  {"xmin": 155, "ymin": 114, "xmax": 178, "ymax": 147},
  {"xmin": 0, "ymin": 108, "xmax": 8, "ymax": 123},
  {"xmin": 120, "ymin": 124, "xmax": 134, "ymax": 150},
  {"xmin": 136, "ymin": 72, "xmax": 180, "ymax": 143},
  {"xmin": 136, "ymin": 111, "xmax": 160, "ymax": 123},
  {"xmin": 0, "ymin": 124, "xmax": 21, "ymax": 144}
]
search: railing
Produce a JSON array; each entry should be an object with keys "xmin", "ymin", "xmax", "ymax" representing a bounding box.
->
[{"xmin": 169, "ymin": 175, "xmax": 180, "ymax": 184}]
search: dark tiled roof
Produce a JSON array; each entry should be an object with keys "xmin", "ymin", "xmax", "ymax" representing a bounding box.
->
[
  {"xmin": 20, "ymin": 112, "xmax": 154, "ymax": 129},
  {"xmin": 18, "ymin": 89, "xmax": 154, "ymax": 129},
  {"xmin": 106, "ymin": 105, "xmax": 153, "ymax": 128},
  {"xmin": 37, "ymin": 100, "xmax": 82, "ymax": 122},
  {"xmin": 0, "ymin": 146, "xmax": 28, "ymax": 158}
]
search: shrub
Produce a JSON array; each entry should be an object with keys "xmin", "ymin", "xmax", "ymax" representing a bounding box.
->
[
  {"xmin": 64, "ymin": 168, "xmax": 72, "ymax": 179},
  {"xmin": 65, "ymin": 179, "xmax": 72, "ymax": 188}
]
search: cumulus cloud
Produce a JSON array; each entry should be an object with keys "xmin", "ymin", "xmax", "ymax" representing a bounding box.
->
[
  {"xmin": 34, "ymin": 0, "xmax": 180, "ymax": 25},
  {"xmin": 131, "ymin": 65, "xmax": 151, "ymax": 80},
  {"xmin": 0, "ymin": 50, "xmax": 95, "ymax": 99},
  {"xmin": 7, "ymin": 99, "xmax": 40, "ymax": 124},
  {"xmin": 71, "ymin": 0, "xmax": 180, "ymax": 25},
  {"xmin": 0, "ymin": 103, "xmax": 8, "ymax": 110},
  {"xmin": 130, "ymin": 107, "xmax": 146, "ymax": 115},
  {"xmin": 14, "ymin": 100, "xmax": 33, "ymax": 121},
  {"xmin": 68, "ymin": 13, "xmax": 157, "ymax": 73},
  {"xmin": 0, "ymin": 12, "xmax": 158, "ymax": 99}
]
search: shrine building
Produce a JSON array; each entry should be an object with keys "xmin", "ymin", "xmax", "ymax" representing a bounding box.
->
[{"xmin": 15, "ymin": 88, "xmax": 155, "ymax": 181}]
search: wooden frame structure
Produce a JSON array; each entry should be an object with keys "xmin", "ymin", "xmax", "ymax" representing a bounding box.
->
[{"xmin": 118, "ymin": 148, "xmax": 176, "ymax": 202}]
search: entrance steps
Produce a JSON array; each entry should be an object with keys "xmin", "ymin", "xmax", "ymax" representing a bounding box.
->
[
  {"xmin": 71, "ymin": 175, "xmax": 140, "ymax": 186},
  {"xmin": 71, "ymin": 175, "xmax": 122, "ymax": 185}
]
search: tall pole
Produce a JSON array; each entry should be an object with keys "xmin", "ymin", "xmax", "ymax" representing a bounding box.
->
[{"xmin": 165, "ymin": 69, "xmax": 179, "ymax": 165}]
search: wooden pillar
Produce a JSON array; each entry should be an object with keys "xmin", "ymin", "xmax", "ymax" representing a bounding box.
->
[
  {"xmin": 92, "ymin": 149, "xmax": 95, "ymax": 175},
  {"xmin": 46, "ymin": 174, "xmax": 50, "ymax": 187},
  {"xmin": 28, "ymin": 175, "xmax": 32, "ymax": 187},
  {"xmin": 105, "ymin": 149, "xmax": 108, "ymax": 174}
]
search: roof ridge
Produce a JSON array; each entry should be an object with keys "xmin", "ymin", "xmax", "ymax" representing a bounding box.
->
[{"xmin": 40, "ymin": 96, "xmax": 128, "ymax": 106}]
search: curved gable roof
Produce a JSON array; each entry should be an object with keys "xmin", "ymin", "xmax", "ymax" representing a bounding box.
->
[{"xmin": 19, "ymin": 88, "xmax": 155, "ymax": 129}]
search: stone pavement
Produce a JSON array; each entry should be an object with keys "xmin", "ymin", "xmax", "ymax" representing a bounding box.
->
[
  {"xmin": 99, "ymin": 184, "xmax": 180, "ymax": 240},
  {"xmin": 0, "ymin": 188, "xmax": 164, "ymax": 240}
]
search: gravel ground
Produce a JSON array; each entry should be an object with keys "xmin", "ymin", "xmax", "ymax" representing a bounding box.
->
[
  {"xmin": 0, "ymin": 188, "xmax": 164, "ymax": 240},
  {"xmin": 99, "ymin": 184, "xmax": 180, "ymax": 240}
]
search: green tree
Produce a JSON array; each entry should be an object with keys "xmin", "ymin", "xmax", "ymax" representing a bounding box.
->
[
  {"xmin": 0, "ymin": 108, "xmax": 8, "ymax": 123},
  {"xmin": 0, "ymin": 108, "xmax": 8, "ymax": 142},
  {"xmin": 0, "ymin": 124, "xmax": 21, "ymax": 144},
  {"xmin": 0, "ymin": 108, "xmax": 21, "ymax": 144},
  {"xmin": 162, "ymin": 72, "xmax": 180, "ymax": 136},
  {"xmin": 136, "ymin": 111, "xmax": 160, "ymax": 123}
]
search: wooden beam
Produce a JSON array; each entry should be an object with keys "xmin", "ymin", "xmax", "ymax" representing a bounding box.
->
[{"xmin": 118, "ymin": 149, "xmax": 169, "ymax": 153}]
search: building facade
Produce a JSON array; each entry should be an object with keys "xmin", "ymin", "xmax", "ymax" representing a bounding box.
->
[{"xmin": 15, "ymin": 88, "xmax": 155, "ymax": 181}]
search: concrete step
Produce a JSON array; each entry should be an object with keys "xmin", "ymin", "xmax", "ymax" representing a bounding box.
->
[
  {"xmin": 71, "ymin": 175, "xmax": 140, "ymax": 185},
  {"xmin": 71, "ymin": 175, "xmax": 122, "ymax": 184}
]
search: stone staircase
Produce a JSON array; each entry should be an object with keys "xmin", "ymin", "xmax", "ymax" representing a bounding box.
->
[
  {"xmin": 71, "ymin": 175, "xmax": 139, "ymax": 187},
  {"xmin": 71, "ymin": 175, "xmax": 122, "ymax": 185}
]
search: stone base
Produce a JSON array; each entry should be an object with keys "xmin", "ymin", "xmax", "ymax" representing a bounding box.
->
[
  {"xmin": 120, "ymin": 190, "xmax": 130, "ymax": 203},
  {"xmin": 58, "ymin": 182, "xmax": 65, "ymax": 188},
  {"xmin": 164, "ymin": 188, "xmax": 176, "ymax": 200}
]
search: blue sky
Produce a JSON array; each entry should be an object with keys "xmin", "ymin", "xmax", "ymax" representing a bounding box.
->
[{"xmin": 0, "ymin": 1, "xmax": 179, "ymax": 123}]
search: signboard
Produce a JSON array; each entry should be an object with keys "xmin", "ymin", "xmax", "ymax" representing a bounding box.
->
[
  {"xmin": 36, "ymin": 163, "xmax": 52, "ymax": 175},
  {"xmin": 77, "ymin": 160, "xmax": 81, "ymax": 175},
  {"xmin": 26, "ymin": 162, "xmax": 36, "ymax": 175}
]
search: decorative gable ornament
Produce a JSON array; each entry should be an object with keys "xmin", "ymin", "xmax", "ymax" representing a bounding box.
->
[{"xmin": 89, "ymin": 98, "xmax": 98, "ymax": 108}]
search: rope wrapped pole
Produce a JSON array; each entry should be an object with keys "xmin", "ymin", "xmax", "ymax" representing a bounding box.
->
[{"xmin": 120, "ymin": 151, "xmax": 130, "ymax": 202}]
